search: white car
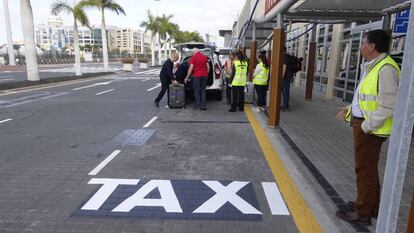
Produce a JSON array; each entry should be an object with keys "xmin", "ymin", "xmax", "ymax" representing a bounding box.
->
[{"xmin": 175, "ymin": 42, "xmax": 224, "ymax": 100}]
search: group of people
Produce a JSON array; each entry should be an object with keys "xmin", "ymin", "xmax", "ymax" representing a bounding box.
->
[
  {"xmin": 154, "ymin": 29, "xmax": 402, "ymax": 227},
  {"xmin": 154, "ymin": 48, "xmax": 209, "ymax": 110}
]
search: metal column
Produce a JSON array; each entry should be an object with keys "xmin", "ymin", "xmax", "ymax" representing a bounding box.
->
[
  {"xmin": 249, "ymin": 23, "xmax": 257, "ymax": 81},
  {"xmin": 376, "ymin": 2, "xmax": 414, "ymax": 232}
]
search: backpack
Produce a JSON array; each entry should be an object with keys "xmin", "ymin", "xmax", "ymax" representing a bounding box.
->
[{"xmin": 288, "ymin": 55, "xmax": 299, "ymax": 74}]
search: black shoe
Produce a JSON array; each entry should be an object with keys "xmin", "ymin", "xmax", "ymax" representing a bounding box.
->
[
  {"xmin": 238, "ymin": 108, "xmax": 244, "ymax": 111},
  {"xmin": 154, "ymin": 101, "xmax": 159, "ymax": 107},
  {"xmin": 336, "ymin": 209, "xmax": 372, "ymax": 226},
  {"xmin": 200, "ymin": 107, "xmax": 207, "ymax": 111},
  {"xmin": 346, "ymin": 201, "xmax": 378, "ymax": 218},
  {"xmin": 228, "ymin": 109, "xmax": 236, "ymax": 112},
  {"xmin": 280, "ymin": 106, "xmax": 288, "ymax": 112}
]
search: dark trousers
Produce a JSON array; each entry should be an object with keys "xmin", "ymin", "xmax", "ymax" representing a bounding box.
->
[
  {"xmin": 254, "ymin": 84, "xmax": 267, "ymax": 107},
  {"xmin": 231, "ymin": 86, "xmax": 244, "ymax": 111},
  {"xmin": 226, "ymin": 78, "xmax": 232, "ymax": 103},
  {"xmin": 352, "ymin": 118, "xmax": 387, "ymax": 218},
  {"xmin": 281, "ymin": 78, "xmax": 291, "ymax": 108},
  {"xmin": 193, "ymin": 77, "xmax": 207, "ymax": 107},
  {"xmin": 155, "ymin": 78, "xmax": 170, "ymax": 103}
]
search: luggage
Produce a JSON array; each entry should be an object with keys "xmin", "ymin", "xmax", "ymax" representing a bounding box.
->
[
  {"xmin": 244, "ymin": 81, "xmax": 255, "ymax": 104},
  {"xmin": 168, "ymin": 84, "xmax": 185, "ymax": 108}
]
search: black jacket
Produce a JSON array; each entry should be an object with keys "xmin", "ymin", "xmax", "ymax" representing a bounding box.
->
[{"xmin": 159, "ymin": 58, "xmax": 174, "ymax": 82}]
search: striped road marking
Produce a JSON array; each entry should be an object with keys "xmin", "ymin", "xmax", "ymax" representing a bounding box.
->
[
  {"xmin": 96, "ymin": 89, "xmax": 115, "ymax": 96},
  {"xmin": 146, "ymin": 83, "xmax": 161, "ymax": 91},
  {"xmin": 143, "ymin": 116, "xmax": 158, "ymax": 128},
  {"xmin": 88, "ymin": 150, "xmax": 121, "ymax": 176},
  {"xmin": 0, "ymin": 118, "xmax": 13, "ymax": 124}
]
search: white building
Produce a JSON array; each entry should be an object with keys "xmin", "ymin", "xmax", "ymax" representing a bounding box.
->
[{"xmin": 35, "ymin": 16, "xmax": 68, "ymax": 51}]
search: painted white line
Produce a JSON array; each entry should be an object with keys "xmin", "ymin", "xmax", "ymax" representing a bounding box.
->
[
  {"xmin": 96, "ymin": 89, "xmax": 115, "ymax": 96},
  {"xmin": 88, "ymin": 150, "xmax": 121, "ymax": 176},
  {"xmin": 134, "ymin": 69, "xmax": 159, "ymax": 75},
  {"xmin": 0, "ymin": 118, "xmax": 12, "ymax": 124},
  {"xmin": 262, "ymin": 182, "xmax": 290, "ymax": 215},
  {"xmin": 146, "ymin": 83, "xmax": 161, "ymax": 91},
  {"xmin": 143, "ymin": 116, "xmax": 158, "ymax": 128},
  {"xmin": 0, "ymin": 78, "xmax": 15, "ymax": 82},
  {"xmin": 142, "ymin": 78, "xmax": 151, "ymax": 82},
  {"xmin": 73, "ymin": 81, "xmax": 113, "ymax": 91},
  {"xmin": 0, "ymin": 75, "xmax": 14, "ymax": 78},
  {"xmin": 3, "ymin": 71, "xmax": 12, "ymax": 73}
]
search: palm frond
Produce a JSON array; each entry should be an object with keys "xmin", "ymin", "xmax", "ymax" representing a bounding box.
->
[
  {"xmin": 74, "ymin": 5, "xmax": 90, "ymax": 27},
  {"xmin": 104, "ymin": 1, "xmax": 126, "ymax": 15},
  {"xmin": 78, "ymin": 0, "xmax": 101, "ymax": 10},
  {"xmin": 50, "ymin": 0, "xmax": 73, "ymax": 15}
]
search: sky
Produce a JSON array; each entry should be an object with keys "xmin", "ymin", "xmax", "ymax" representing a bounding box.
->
[{"xmin": 0, "ymin": 0, "xmax": 240, "ymax": 47}]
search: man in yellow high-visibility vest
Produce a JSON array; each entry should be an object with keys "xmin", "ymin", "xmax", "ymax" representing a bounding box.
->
[{"xmin": 336, "ymin": 30, "xmax": 400, "ymax": 226}]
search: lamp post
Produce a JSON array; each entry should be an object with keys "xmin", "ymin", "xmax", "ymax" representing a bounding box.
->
[{"xmin": 154, "ymin": 0, "xmax": 161, "ymax": 17}]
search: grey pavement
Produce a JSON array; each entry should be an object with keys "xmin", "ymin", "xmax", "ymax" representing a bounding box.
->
[
  {"xmin": 0, "ymin": 72, "xmax": 302, "ymax": 233},
  {"xmin": 275, "ymin": 86, "xmax": 414, "ymax": 233}
]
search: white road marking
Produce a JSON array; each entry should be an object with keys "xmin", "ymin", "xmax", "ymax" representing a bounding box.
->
[
  {"xmin": 0, "ymin": 118, "xmax": 12, "ymax": 124},
  {"xmin": 146, "ymin": 83, "xmax": 161, "ymax": 91},
  {"xmin": 3, "ymin": 71, "xmax": 11, "ymax": 73},
  {"xmin": 142, "ymin": 78, "xmax": 151, "ymax": 82},
  {"xmin": 96, "ymin": 89, "xmax": 115, "ymax": 96},
  {"xmin": 262, "ymin": 182, "xmax": 290, "ymax": 215},
  {"xmin": 143, "ymin": 116, "xmax": 158, "ymax": 128},
  {"xmin": 0, "ymin": 75, "xmax": 14, "ymax": 78},
  {"xmin": 88, "ymin": 150, "xmax": 121, "ymax": 176},
  {"xmin": 134, "ymin": 69, "xmax": 159, "ymax": 75},
  {"xmin": 0, "ymin": 78, "xmax": 15, "ymax": 82},
  {"xmin": 73, "ymin": 81, "xmax": 113, "ymax": 91}
]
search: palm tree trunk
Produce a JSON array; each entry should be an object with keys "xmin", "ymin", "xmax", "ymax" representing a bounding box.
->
[
  {"xmin": 100, "ymin": 8, "xmax": 109, "ymax": 72},
  {"xmin": 151, "ymin": 32, "xmax": 155, "ymax": 66},
  {"xmin": 20, "ymin": 0, "xmax": 39, "ymax": 81},
  {"xmin": 73, "ymin": 17, "xmax": 82, "ymax": 76},
  {"xmin": 157, "ymin": 33, "xmax": 161, "ymax": 65},
  {"xmin": 3, "ymin": 0, "xmax": 15, "ymax": 65}
]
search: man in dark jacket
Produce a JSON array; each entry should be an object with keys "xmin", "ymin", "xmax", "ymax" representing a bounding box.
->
[{"xmin": 154, "ymin": 53, "xmax": 179, "ymax": 107}]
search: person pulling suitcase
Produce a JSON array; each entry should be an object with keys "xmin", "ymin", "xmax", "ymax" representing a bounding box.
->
[{"xmin": 154, "ymin": 53, "xmax": 179, "ymax": 107}]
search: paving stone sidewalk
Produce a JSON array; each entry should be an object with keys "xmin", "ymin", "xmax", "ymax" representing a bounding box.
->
[{"xmin": 278, "ymin": 86, "xmax": 414, "ymax": 233}]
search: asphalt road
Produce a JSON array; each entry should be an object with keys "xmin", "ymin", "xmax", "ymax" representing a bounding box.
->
[
  {"xmin": 0, "ymin": 62, "xmax": 146, "ymax": 83},
  {"xmin": 0, "ymin": 70, "xmax": 300, "ymax": 233}
]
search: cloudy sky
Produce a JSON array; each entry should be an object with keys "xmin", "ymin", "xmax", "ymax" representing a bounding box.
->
[{"xmin": 0, "ymin": 0, "xmax": 241, "ymax": 46}]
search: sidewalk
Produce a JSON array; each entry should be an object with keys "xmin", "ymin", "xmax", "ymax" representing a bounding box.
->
[{"xmin": 256, "ymin": 86, "xmax": 414, "ymax": 232}]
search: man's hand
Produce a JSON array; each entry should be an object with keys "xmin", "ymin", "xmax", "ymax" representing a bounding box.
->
[
  {"xmin": 172, "ymin": 80, "xmax": 179, "ymax": 85},
  {"xmin": 336, "ymin": 106, "xmax": 349, "ymax": 121}
]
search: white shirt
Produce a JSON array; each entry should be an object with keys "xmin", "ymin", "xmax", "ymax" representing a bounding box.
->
[{"xmin": 351, "ymin": 59, "xmax": 376, "ymax": 117}]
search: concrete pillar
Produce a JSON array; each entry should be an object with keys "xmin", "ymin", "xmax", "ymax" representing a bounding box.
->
[
  {"xmin": 305, "ymin": 23, "xmax": 317, "ymax": 100},
  {"xmin": 326, "ymin": 24, "xmax": 343, "ymax": 99},
  {"xmin": 268, "ymin": 28, "xmax": 285, "ymax": 127}
]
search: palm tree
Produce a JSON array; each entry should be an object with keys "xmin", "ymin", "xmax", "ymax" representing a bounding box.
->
[
  {"xmin": 51, "ymin": 0, "xmax": 90, "ymax": 76},
  {"xmin": 140, "ymin": 10, "xmax": 159, "ymax": 66},
  {"xmin": 20, "ymin": 0, "xmax": 39, "ymax": 81},
  {"xmin": 157, "ymin": 14, "xmax": 175, "ymax": 63},
  {"xmin": 79, "ymin": 0, "xmax": 125, "ymax": 72},
  {"xmin": 3, "ymin": 0, "xmax": 16, "ymax": 65}
]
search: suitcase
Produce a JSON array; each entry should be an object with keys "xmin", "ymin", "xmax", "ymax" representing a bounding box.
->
[
  {"xmin": 244, "ymin": 81, "xmax": 255, "ymax": 104},
  {"xmin": 168, "ymin": 84, "xmax": 185, "ymax": 108}
]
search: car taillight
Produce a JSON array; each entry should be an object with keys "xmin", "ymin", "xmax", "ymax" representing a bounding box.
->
[{"xmin": 214, "ymin": 64, "xmax": 221, "ymax": 79}]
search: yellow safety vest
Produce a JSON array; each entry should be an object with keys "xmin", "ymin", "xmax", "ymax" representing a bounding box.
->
[
  {"xmin": 346, "ymin": 56, "xmax": 400, "ymax": 136},
  {"xmin": 232, "ymin": 60, "xmax": 247, "ymax": 86},
  {"xmin": 253, "ymin": 62, "xmax": 269, "ymax": 85}
]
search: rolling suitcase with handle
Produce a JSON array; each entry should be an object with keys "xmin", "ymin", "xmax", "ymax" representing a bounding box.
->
[{"xmin": 168, "ymin": 84, "xmax": 185, "ymax": 108}]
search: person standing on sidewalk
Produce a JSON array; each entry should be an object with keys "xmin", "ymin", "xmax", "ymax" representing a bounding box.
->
[
  {"xmin": 154, "ymin": 53, "xmax": 179, "ymax": 107},
  {"xmin": 223, "ymin": 51, "xmax": 235, "ymax": 104},
  {"xmin": 281, "ymin": 47, "xmax": 294, "ymax": 111},
  {"xmin": 253, "ymin": 53, "xmax": 269, "ymax": 112},
  {"xmin": 336, "ymin": 29, "xmax": 400, "ymax": 226},
  {"xmin": 185, "ymin": 48, "xmax": 209, "ymax": 110},
  {"xmin": 228, "ymin": 50, "xmax": 248, "ymax": 112}
]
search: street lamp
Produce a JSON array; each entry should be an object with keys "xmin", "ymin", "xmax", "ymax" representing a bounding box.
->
[{"xmin": 154, "ymin": 0, "xmax": 161, "ymax": 17}]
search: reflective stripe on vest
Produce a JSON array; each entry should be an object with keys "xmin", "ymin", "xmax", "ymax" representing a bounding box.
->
[
  {"xmin": 253, "ymin": 63, "xmax": 269, "ymax": 85},
  {"xmin": 357, "ymin": 55, "xmax": 400, "ymax": 136},
  {"xmin": 232, "ymin": 60, "xmax": 247, "ymax": 86}
]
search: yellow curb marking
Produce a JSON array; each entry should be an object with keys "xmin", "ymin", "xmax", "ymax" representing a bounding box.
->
[{"xmin": 245, "ymin": 105, "xmax": 323, "ymax": 233}]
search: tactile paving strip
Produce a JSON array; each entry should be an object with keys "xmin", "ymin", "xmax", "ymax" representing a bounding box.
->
[{"xmin": 111, "ymin": 129, "xmax": 156, "ymax": 146}]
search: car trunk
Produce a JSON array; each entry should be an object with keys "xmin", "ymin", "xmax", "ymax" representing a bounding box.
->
[{"xmin": 182, "ymin": 56, "xmax": 214, "ymax": 86}]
